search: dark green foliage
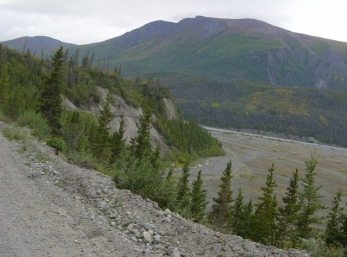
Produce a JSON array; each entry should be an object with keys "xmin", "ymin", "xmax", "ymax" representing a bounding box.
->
[
  {"xmin": 94, "ymin": 94, "xmax": 112, "ymax": 160},
  {"xmin": 113, "ymin": 149, "xmax": 167, "ymax": 205},
  {"xmin": 110, "ymin": 115, "xmax": 126, "ymax": 163},
  {"xmin": 239, "ymin": 199, "xmax": 254, "ymax": 239},
  {"xmin": 0, "ymin": 64, "xmax": 9, "ymax": 111},
  {"xmin": 190, "ymin": 170, "xmax": 208, "ymax": 222},
  {"xmin": 176, "ymin": 162, "xmax": 191, "ymax": 216},
  {"xmin": 131, "ymin": 96, "xmax": 153, "ymax": 160},
  {"xmin": 231, "ymin": 189, "xmax": 245, "ymax": 235},
  {"xmin": 38, "ymin": 46, "xmax": 64, "ymax": 136},
  {"xmin": 277, "ymin": 169, "xmax": 301, "ymax": 248},
  {"xmin": 252, "ymin": 163, "xmax": 278, "ymax": 245},
  {"xmin": 341, "ymin": 215, "xmax": 347, "ymax": 248},
  {"xmin": 297, "ymin": 153, "xmax": 325, "ymax": 239},
  {"xmin": 209, "ymin": 161, "xmax": 233, "ymax": 228},
  {"xmin": 46, "ymin": 137, "xmax": 66, "ymax": 154},
  {"xmin": 156, "ymin": 115, "xmax": 225, "ymax": 159},
  {"xmin": 17, "ymin": 109, "xmax": 51, "ymax": 139},
  {"xmin": 325, "ymin": 191, "xmax": 345, "ymax": 247},
  {"xmin": 159, "ymin": 73, "xmax": 347, "ymax": 148}
]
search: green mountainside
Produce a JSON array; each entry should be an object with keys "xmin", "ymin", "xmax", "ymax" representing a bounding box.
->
[{"xmin": 3, "ymin": 16, "xmax": 347, "ymax": 91}]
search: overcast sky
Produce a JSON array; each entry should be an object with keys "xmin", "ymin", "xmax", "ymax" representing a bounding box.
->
[{"xmin": 1, "ymin": 0, "xmax": 346, "ymax": 45}]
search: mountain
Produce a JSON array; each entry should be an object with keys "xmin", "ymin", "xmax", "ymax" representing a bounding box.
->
[
  {"xmin": 1, "ymin": 36, "xmax": 76, "ymax": 55},
  {"xmin": 88, "ymin": 16, "xmax": 347, "ymax": 91},
  {"xmin": 3, "ymin": 16, "xmax": 347, "ymax": 91}
]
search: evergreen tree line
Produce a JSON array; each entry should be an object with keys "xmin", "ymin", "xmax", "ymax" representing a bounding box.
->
[
  {"xmin": 158, "ymin": 73, "xmax": 347, "ymax": 147},
  {"xmin": 206, "ymin": 154, "xmax": 347, "ymax": 256},
  {"xmin": 0, "ymin": 44, "xmax": 224, "ymax": 162}
]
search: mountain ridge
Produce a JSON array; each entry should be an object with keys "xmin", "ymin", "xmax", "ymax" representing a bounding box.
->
[{"xmin": 2, "ymin": 15, "xmax": 347, "ymax": 90}]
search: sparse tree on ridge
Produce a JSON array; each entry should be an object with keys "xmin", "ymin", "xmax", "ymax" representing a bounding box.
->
[
  {"xmin": 325, "ymin": 190, "xmax": 345, "ymax": 247},
  {"xmin": 131, "ymin": 96, "xmax": 153, "ymax": 160},
  {"xmin": 110, "ymin": 115, "xmax": 126, "ymax": 163},
  {"xmin": 297, "ymin": 152, "xmax": 325, "ymax": 239},
  {"xmin": 38, "ymin": 46, "xmax": 64, "ymax": 135},
  {"xmin": 94, "ymin": 93, "xmax": 112, "ymax": 160},
  {"xmin": 0, "ymin": 64, "xmax": 9, "ymax": 112},
  {"xmin": 176, "ymin": 162, "xmax": 191, "ymax": 216},
  {"xmin": 209, "ymin": 161, "xmax": 233, "ymax": 228},
  {"xmin": 252, "ymin": 163, "xmax": 278, "ymax": 245},
  {"xmin": 190, "ymin": 170, "xmax": 208, "ymax": 222},
  {"xmin": 276, "ymin": 169, "xmax": 301, "ymax": 247}
]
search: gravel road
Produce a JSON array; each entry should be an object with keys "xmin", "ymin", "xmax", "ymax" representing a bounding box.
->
[{"xmin": 0, "ymin": 131, "xmax": 137, "ymax": 257}]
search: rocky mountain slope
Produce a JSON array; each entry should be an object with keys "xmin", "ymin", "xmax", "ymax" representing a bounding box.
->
[
  {"xmin": 62, "ymin": 86, "xmax": 174, "ymax": 153},
  {"xmin": 0, "ymin": 122, "xmax": 309, "ymax": 256},
  {"xmin": 3, "ymin": 16, "xmax": 347, "ymax": 91}
]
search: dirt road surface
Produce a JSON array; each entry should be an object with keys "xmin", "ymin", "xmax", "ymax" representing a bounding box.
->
[{"xmin": 0, "ymin": 132, "xmax": 137, "ymax": 257}]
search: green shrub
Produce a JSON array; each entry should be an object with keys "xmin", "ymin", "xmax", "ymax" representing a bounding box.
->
[
  {"xmin": 46, "ymin": 137, "xmax": 66, "ymax": 154},
  {"xmin": 0, "ymin": 110, "xmax": 10, "ymax": 122},
  {"xmin": 1, "ymin": 126, "xmax": 26, "ymax": 141},
  {"xmin": 16, "ymin": 110, "xmax": 51, "ymax": 139}
]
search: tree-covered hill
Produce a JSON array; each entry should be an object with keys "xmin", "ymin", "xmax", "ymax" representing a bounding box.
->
[
  {"xmin": 0, "ymin": 44, "xmax": 224, "ymax": 162},
  {"xmin": 155, "ymin": 72, "xmax": 347, "ymax": 147}
]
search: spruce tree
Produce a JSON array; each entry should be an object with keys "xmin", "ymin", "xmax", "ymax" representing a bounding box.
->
[
  {"xmin": 38, "ymin": 46, "xmax": 64, "ymax": 135},
  {"xmin": 239, "ymin": 199, "xmax": 254, "ymax": 239},
  {"xmin": 110, "ymin": 115, "xmax": 126, "ymax": 163},
  {"xmin": 94, "ymin": 94, "xmax": 112, "ymax": 160},
  {"xmin": 132, "ymin": 96, "xmax": 153, "ymax": 159},
  {"xmin": 209, "ymin": 161, "xmax": 233, "ymax": 228},
  {"xmin": 297, "ymin": 153, "xmax": 325, "ymax": 239},
  {"xmin": 276, "ymin": 169, "xmax": 301, "ymax": 247},
  {"xmin": 0, "ymin": 64, "xmax": 9, "ymax": 112},
  {"xmin": 325, "ymin": 190, "xmax": 345, "ymax": 247},
  {"xmin": 232, "ymin": 188, "xmax": 245, "ymax": 235},
  {"xmin": 341, "ymin": 214, "xmax": 347, "ymax": 248},
  {"xmin": 252, "ymin": 163, "xmax": 278, "ymax": 245},
  {"xmin": 176, "ymin": 162, "xmax": 191, "ymax": 216},
  {"xmin": 190, "ymin": 170, "xmax": 208, "ymax": 222}
]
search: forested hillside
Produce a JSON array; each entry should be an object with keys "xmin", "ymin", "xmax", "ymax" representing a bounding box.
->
[{"xmin": 155, "ymin": 72, "xmax": 347, "ymax": 147}]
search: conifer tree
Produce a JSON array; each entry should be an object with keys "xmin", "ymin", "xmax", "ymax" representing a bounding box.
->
[
  {"xmin": 239, "ymin": 199, "xmax": 254, "ymax": 239},
  {"xmin": 0, "ymin": 64, "xmax": 9, "ymax": 112},
  {"xmin": 341, "ymin": 214, "xmax": 347, "ymax": 248},
  {"xmin": 132, "ymin": 96, "xmax": 153, "ymax": 159},
  {"xmin": 176, "ymin": 162, "xmax": 191, "ymax": 216},
  {"xmin": 297, "ymin": 153, "xmax": 325, "ymax": 239},
  {"xmin": 110, "ymin": 115, "xmax": 126, "ymax": 163},
  {"xmin": 38, "ymin": 46, "xmax": 64, "ymax": 135},
  {"xmin": 325, "ymin": 190, "xmax": 345, "ymax": 247},
  {"xmin": 190, "ymin": 170, "xmax": 208, "ymax": 222},
  {"xmin": 209, "ymin": 161, "xmax": 233, "ymax": 228},
  {"xmin": 94, "ymin": 93, "xmax": 112, "ymax": 160},
  {"xmin": 232, "ymin": 188, "xmax": 245, "ymax": 235},
  {"xmin": 253, "ymin": 163, "xmax": 278, "ymax": 245},
  {"xmin": 276, "ymin": 169, "xmax": 301, "ymax": 247}
]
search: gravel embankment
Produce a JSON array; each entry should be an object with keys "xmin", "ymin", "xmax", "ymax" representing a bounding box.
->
[{"xmin": 0, "ymin": 123, "xmax": 309, "ymax": 257}]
